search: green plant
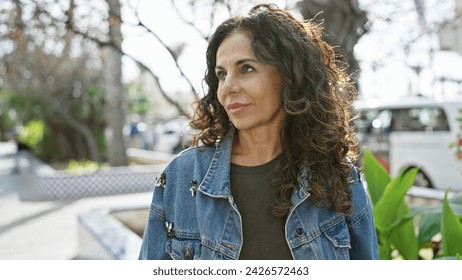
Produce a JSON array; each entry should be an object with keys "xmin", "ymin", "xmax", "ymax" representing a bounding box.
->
[
  {"xmin": 363, "ymin": 149, "xmax": 462, "ymax": 259},
  {"xmin": 127, "ymin": 82, "xmax": 152, "ymax": 116},
  {"xmin": 66, "ymin": 159, "xmax": 100, "ymax": 174},
  {"xmin": 18, "ymin": 119, "xmax": 46, "ymax": 151},
  {"xmin": 441, "ymin": 190, "xmax": 462, "ymax": 258}
]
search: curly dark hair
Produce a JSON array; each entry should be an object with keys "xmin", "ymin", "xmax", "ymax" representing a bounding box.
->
[{"xmin": 190, "ymin": 3, "xmax": 360, "ymax": 217}]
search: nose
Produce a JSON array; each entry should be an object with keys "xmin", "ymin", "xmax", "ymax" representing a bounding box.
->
[{"xmin": 219, "ymin": 73, "xmax": 240, "ymax": 96}]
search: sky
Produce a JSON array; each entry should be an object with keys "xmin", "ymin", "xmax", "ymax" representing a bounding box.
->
[
  {"xmin": 355, "ymin": 0, "xmax": 462, "ymax": 101},
  {"xmin": 120, "ymin": 0, "xmax": 462, "ymax": 103}
]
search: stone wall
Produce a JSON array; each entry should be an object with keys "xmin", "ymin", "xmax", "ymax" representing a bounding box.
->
[
  {"xmin": 22, "ymin": 151, "xmax": 167, "ymax": 200},
  {"xmin": 78, "ymin": 206, "xmax": 146, "ymax": 260}
]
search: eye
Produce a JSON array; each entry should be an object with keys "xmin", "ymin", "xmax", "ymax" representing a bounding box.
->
[
  {"xmin": 241, "ymin": 64, "xmax": 255, "ymax": 73},
  {"xmin": 215, "ymin": 70, "xmax": 226, "ymax": 80}
]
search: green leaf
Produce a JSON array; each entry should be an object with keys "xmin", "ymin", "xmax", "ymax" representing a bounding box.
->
[
  {"xmin": 362, "ymin": 149, "xmax": 390, "ymax": 205},
  {"xmin": 373, "ymin": 167, "xmax": 419, "ymax": 259},
  {"xmin": 406, "ymin": 205, "xmax": 440, "ymax": 218},
  {"xmin": 405, "ymin": 197, "xmax": 462, "ymax": 218},
  {"xmin": 389, "ymin": 200, "xmax": 419, "ymax": 259},
  {"xmin": 441, "ymin": 190, "xmax": 462, "ymax": 257},
  {"xmin": 373, "ymin": 167, "xmax": 418, "ymax": 232},
  {"xmin": 418, "ymin": 212, "xmax": 441, "ymax": 246},
  {"xmin": 390, "ymin": 221, "xmax": 419, "ymax": 259},
  {"xmin": 377, "ymin": 233, "xmax": 392, "ymax": 260}
]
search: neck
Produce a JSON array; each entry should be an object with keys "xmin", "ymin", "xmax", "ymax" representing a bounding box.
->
[{"xmin": 231, "ymin": 126, "xmax": 282, "ymax": 166}]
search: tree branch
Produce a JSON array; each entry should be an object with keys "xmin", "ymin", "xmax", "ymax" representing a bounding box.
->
[
  {"xmin": 169, "ymin": 0, "xmax": 210, "ymax": 40},
  {"xmin": 28, "ymin": 0, "xmax": 192, "ymax": 118},
  {"xmin": 127, "ymin": 4, "xmax": 199, "ymax": 98}
]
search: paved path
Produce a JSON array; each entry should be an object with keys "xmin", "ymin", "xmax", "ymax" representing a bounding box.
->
[{"xmin": 0, "ymin": 142, "xmax": 152, "ymax": 259}]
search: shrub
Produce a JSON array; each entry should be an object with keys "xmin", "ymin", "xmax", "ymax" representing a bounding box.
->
[
  {"xmin": 18, "ymin": 119, "xmax": 45, "ymax": 153},
  {"xmin": 363, "ymin": 149, "xmax": 462, "ymax": 259}
]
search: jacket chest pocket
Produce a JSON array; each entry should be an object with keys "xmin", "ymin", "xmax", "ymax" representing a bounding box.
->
[
  {"xmin": 291, "ymin": 219, "xmax": 352, "ymax": 260},
  {"xmin": 166, "ymin": 238, "xmax": 202, "ymax": 260},
  {"xmin": 322, "ymin": 220, "xmax": 351, "ymax": 249},
  {"xmin": 165, "ymin": 238, "xmax": 237, "ymax": 260}
]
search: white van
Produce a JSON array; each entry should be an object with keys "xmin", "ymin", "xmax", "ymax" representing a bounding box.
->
[{"xmin": 354, "ymin": 97, "xmax": 462, "ymax": 191}]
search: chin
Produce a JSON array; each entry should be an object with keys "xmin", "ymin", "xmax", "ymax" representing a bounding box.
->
[
  {"xmin": 231, "ymin": 121, "xmax": 261, "ymax": 132},
  {"xmin": 230, "ymin": 121, "xmax": 250, "ymax": 131}
]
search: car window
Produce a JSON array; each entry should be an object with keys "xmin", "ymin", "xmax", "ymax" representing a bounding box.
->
[
  {"xmin": 427, "ymin": 108, "xmax": 450, "ymax": 131},
  {"xmin": 356, "ymin": 109, "xmax": 378, "ymax": 133},
  {"xmin": 355, "ymin": 109, "xmax": 392, "ymax": 133},
  {"xmin": 391, "ymin": 107, "xmax": 449, "ymax": 132}
]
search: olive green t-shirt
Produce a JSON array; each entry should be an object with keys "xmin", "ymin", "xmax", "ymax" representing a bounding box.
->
[{"xmin": 230, "ymin": 154, "xmax": 293, "ymax": 260}]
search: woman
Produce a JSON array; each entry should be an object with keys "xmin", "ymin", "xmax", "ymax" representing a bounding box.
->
[{"xmin": 139, "ymin": 3, "xmax": 378, "ymax": 260}]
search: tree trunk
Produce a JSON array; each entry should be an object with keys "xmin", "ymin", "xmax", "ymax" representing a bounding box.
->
[
  {"xmin": 103, "ymin": 0, "xmax": 128, "ymax": 166},
  {"xmin": 56, "ymin": 111, "xmax": 100, "ymax": 162},
  {"xmin": 297, "ymin": 0, "xmax": 368, "ymax": 83}
]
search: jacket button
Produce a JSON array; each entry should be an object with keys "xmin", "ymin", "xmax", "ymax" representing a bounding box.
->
[
  {"xmin": 295, "ymin": 228, "xmax": 304, "ymax": 237},
  {"xmin": 185, "ymin": 247, "xmax": 193, "ymax": 260}
]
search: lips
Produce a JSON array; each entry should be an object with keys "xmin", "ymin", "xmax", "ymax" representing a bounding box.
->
[{"xmin": 227, "ymin": 102, "xmax": 248, "ymax": 110}]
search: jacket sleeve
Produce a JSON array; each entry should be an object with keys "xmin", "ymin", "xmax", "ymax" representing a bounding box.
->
[
  {"xmin": 139, "ymin": 173, "xmax": 172, "ymax": 260},
  {"xmin": 347, "ymin": 167, "xmax": 380, "ymax": 260}
]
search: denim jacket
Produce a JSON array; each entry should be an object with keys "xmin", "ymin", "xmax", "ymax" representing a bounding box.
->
[{"xmin": 139, "ymin": 127, "xmax": 379, "ymax": 260}]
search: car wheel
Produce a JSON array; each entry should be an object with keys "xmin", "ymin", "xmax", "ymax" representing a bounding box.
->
[{"xmin": 413, "ymin": 171, "xmax": 433, "ymax": 188}]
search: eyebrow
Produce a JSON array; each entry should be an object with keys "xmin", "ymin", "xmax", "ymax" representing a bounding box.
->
[{"xmin": 215, "ymin": 58, "xmax": 259, "ymax": 70}]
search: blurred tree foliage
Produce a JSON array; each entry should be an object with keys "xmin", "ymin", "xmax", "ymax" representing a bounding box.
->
[
  {"xmin": 18, "ymin": 119, "xmax": 45, "ymax": 155},
  {"xmin": 0, "ymin": 89, "xmax": 17, "ymax": 141},
  {"xmin": 127, "ymin": 81, "xmax": 152, "ymax": 118},
  {"xmin": 0, "ymin": 0, "xmax": 106, "ymax": 162}
]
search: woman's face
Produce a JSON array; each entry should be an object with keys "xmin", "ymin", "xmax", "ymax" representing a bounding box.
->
[{"xmin": 215, "ymin": 31, "xmax": 284, "ymax": 133}]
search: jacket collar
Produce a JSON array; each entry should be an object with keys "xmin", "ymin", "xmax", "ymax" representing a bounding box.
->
[
  {"xmin": 197, "ymin": 126, "xmax": 235, "ymax": 198},
  {"xmin": 197, "ymin": 125, "xmax": 311, "ymax": 202}
]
